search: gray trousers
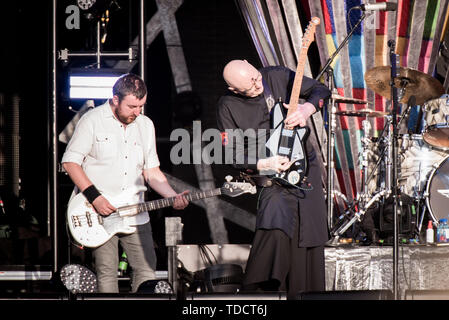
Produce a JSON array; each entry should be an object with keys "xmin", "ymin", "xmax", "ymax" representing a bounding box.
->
[{"xmin": 92, "ymin": 222, "xmax": 157, "ymax": 293}]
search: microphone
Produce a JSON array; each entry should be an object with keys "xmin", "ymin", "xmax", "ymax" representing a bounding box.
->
[{"xmin": 355, "ymin": 2, "xmax": 397, "ymax": 11}]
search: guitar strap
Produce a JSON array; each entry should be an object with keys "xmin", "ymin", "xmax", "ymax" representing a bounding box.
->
[{"xmin": 262, "ymin": 78, "xmax": 276, "ymax": 114}]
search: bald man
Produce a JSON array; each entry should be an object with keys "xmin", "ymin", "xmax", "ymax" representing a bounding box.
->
[{"xmin": 216, "ymin": 60, "xmax": 330, "ymax": 299}]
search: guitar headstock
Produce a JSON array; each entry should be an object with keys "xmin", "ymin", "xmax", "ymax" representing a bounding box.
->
[
  {"xmin": 302, "ymin": 17, "xmax": 320, "ymax": 49},
  {"xmin": 221, "ymin": 177, "xmax": 257, "ymax": 197}
]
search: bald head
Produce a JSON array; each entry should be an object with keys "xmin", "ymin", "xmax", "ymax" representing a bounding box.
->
[{"xmin": 223, "ymin": 60, "xmax": 263, "ymax": 97}]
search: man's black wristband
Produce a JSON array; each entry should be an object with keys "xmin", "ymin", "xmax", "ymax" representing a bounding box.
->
[{"xmin": 82, "ymin": 185, "xmax": 101, "ymax": 204}]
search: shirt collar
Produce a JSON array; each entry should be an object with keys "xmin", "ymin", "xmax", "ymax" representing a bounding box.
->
[{"xmin": 101, "ymin": 100, "xmax": 138, "ymax": 127}]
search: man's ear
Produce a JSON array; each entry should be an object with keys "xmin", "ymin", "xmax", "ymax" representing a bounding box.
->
[
  {"xmin": 112, "ymin": 95, "xmax": 120, "ymax": 106},
  {"xmin": 228, "ymin": 86, "xmax": 238, "ymax": 94}
]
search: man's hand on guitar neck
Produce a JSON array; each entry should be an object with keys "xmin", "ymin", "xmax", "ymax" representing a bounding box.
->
[
  {"xmin": 257, "ymin": 155, "xmax": 293, "ymax": 173},
  {"xmin": 283, "ymin": 102, "xmax": 316, "ymax": 127}
]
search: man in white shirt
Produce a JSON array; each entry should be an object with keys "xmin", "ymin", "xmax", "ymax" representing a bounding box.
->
[{"xmin": 62, "ymin": 73, "xmax": 189, "ymax": 293}]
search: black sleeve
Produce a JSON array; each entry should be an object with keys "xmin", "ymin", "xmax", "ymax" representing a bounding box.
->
[
  {"xmin": 300, "ymin": 76, "xmax": 331, "ymax": 111},
  {"xmin": 216, "ymin": 98, "xmax": 258, "ymax": 172}
]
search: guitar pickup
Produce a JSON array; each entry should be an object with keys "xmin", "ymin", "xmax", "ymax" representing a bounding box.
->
[
  {"xmin": 278, "ymin": 147, "xmax": 291, "ymax": 155},
  {"xmin": 281, "ymin": 129, "xmax": 294, "ymax": 137},
  {"xmin": 72, "ymin": 216, "xmax": 81, "ymax": 228},
  {"xmin": 86, "ymin": 212, "xmax": 93, "ymax": 227}
]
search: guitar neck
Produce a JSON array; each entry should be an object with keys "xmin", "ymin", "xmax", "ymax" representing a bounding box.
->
[
  {"xmin": 286, "ymin": 46, "xmax": 308, "ymax": 120},
  {"xmin": 118, "ymin": 188, "xmax": 222, "ymax": 216}
]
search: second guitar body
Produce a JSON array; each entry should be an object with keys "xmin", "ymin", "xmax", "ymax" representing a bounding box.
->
[{"xmin": 265, "ymin": 100, "xmax": 309, "ymax": 185}]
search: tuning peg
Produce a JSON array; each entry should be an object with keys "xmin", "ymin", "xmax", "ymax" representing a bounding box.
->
[{"xmin": 225, "ymin": 175, "xmax": 233, "ymax": 182}]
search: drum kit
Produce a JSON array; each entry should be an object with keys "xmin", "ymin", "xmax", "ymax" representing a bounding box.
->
[{"xmin": 329, "ymin": 65, "xmax": 448, "ymax": 243}]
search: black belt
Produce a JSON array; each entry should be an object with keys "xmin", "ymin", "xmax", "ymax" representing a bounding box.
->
[{"xmin": 239, "ymin": 172, "xmax": 273, "ymax": 187}]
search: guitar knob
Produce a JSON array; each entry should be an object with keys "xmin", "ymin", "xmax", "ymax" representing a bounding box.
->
[
  {"xmin": 287, "ymin": 171, "xmax": 300, "ymax": 185},
  {"xmin": 225, "ymin": 175, "xmax": 233, "ymax": 182}
]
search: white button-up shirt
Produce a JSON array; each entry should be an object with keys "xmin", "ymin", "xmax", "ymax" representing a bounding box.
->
[{"xmin": 62, "ymin": 101, "xmax": 160, "ymax": 225}]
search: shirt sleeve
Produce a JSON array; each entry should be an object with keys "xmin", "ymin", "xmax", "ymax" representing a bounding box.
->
[
  {"xmin": 300, "ymin": 76, "xmax": 331, "ymax": 111},
  {"xmin": 61, "ymin": 114, "xmax": 94, "ymax": 165},
  {"xmin": 216, "ymin": 98, "xmax": 258, "ymax": 171},
  {"xmin": 143, "ymin": 119, "xmax": 161, "ymax": 169}
]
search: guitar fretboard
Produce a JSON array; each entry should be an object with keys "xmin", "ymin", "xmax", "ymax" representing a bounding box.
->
[{"xmin": 118, "ymin": 188, "xmax": 223, "ymax": 216}]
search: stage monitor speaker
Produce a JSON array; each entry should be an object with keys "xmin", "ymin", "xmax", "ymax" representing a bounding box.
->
[
  {"xmin": 0, "ymin": 292, "xmax": 68, "ymax": 300},
  {"xmin": 187, "ymin": 292, "xmax": 287, "ymax": 300},
  {"xmin": 405, "ymin": 290, "xmax": 449, "ymax": 300},
  {"xmin": 75, "ymin": 293, "xmax": 176, "ymax": 300},
  {"xmin": 297, "ymin": 290, "xmax": 393, "ymax": 300}
]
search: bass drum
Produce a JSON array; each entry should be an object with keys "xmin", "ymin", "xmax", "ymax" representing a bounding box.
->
[{"xmin": 426, "ymin": 155, "xmax": 449, "ymax": 222}]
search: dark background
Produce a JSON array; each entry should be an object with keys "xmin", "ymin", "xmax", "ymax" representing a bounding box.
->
[
  {"xmin": 0, "ymin": 0, "xmax": 262, "ymax": 272},
  {"xmin": 0, "ymin": 0, "xmax": 315, "ymax": 274}
]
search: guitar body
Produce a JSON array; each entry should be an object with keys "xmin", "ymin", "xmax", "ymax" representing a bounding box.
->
[
  {"xmin": 265, "ymin": 101, "xmax": 309, "ymax": 185},
  {"xmin": 67, "ymin": 192, "xmax": 137, "ymax": 248}
]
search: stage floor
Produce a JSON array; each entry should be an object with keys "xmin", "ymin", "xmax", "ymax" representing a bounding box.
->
[
  {"xmin": 325, "ymin": 244, "xmax": 449, "ymax": 298},
  {"xmin": 1, "ymin": 244, "xmax": 449, "ymax": 300},
  {"xmin": 177, "ymin": 243, "xmax": 449, "ymax": 299}
]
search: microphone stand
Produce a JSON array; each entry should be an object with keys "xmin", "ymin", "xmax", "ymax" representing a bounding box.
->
[
  {"xmin": 326, "ymin": 67, "xmax": 336, "ymax": 230},
  {"xmin": 315, "ymin": 11, "xmax": 367, "ymax": 229},
  {"xmin": 388, "ymin": 40, "xmax": 400, "ymax": 300}
]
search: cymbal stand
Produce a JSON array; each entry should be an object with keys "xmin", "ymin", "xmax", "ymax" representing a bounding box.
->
[
  {"xmin": 326, "ymin": 67, "xmax": 337, "ymax": 230},
  {"xmin": 327, "ymin": 117, "xmax": 392, "ymax": 245},
  {"xmin": 315, "ymin": 11, "xmax": 368, "ymax": 230},
  {"xmin": 388, "ymin": 40, "xmax": 401, "ymax": 301}
]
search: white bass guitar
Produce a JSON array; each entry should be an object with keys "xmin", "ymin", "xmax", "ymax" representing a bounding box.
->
[{"xmin": 67, "ymin": 178, "xmax": 256, "ymax": 248}]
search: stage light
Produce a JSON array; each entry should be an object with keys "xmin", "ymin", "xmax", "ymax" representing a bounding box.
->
[
  {"xmin": 69, "ymin": 75, "xmax": 120, "ymax": 99},
  {"xmin": 68, "ymin": 69, "xmax": 126, "ymax": 99}
]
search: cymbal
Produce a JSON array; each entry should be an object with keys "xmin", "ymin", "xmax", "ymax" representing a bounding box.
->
[
  {"xmin": 335, "ymin": 109, "xmax": 389, "ymax": 117},
  {"xmin": 331, "ymin": 93, "xmax": 368, "ymax": 104},
  {"xmin": 364, "ymin": 66, "xmax": 444, "ymax": 105}
]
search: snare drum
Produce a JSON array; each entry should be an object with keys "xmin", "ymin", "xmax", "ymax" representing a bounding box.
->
[
  {"xmin": 398, "ymin": 134, "xmax": 447, "ymax": 198},
  {"xmin": 423, "ymin": 96, "xmax": 449, "ymax": 149},
  {"xmin": 426, "ymin": 155, "xmax": 449, "ymax": 222}
]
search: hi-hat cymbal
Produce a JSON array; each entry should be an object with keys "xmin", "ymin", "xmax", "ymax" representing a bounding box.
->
[
  {"xmin": 335, "ymin": 109, "xmax": 389, "ymax": 117},
  {"xmin": 365, "ymin": 66, "xmax": 444, "ymax": 105},
  {"xmin": 331, "ymin": 93, "xmax": 368, "ymax": 104}
]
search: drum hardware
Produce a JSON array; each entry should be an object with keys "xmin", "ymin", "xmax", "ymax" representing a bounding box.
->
[
  {"xmin": 329, "ymin": 114, "xmax": 393, "ymax": 243},
  {"xmin": 397, "ymin": 95, "xmax": 416, "ymax": 132},
  {"xmin": 331, "ymin": 93, "xmax": 368, "ymax": 105},
  {"xmin": 335, "ymin": 109, "xmax": 388, "ymax": 117},
  {"xmin": 325, "ymin": 41, "xmax": 446, "ymax": 302},
  {"xmin": 327, "ymin": 190, "xmax": 390, "ymax": 246}
]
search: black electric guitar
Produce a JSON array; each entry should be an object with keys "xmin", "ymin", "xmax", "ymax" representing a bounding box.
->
[
  {"xmin": 67, "ymin": 178, "xmax": 256, "ymax": 248},
  {"xmin": 265, "ymin": 17, "xmax": 320, "ymax": 186}
]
